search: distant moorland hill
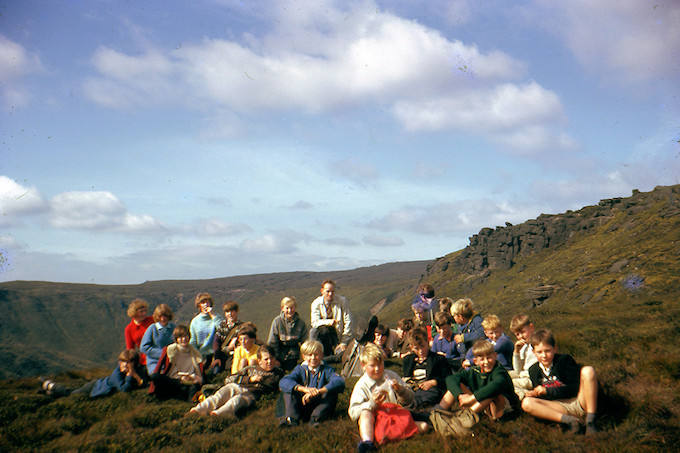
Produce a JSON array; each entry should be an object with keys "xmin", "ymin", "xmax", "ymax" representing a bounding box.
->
[{"xmin": 1, "ymin": 184, "xmax": 679, "ymax": 451}]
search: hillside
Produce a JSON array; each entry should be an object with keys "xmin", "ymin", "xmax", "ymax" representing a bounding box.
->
[
  {"xmin": 0, "ymin": 261, "xmax": 429, "ymax": 379},
  {"xmin": 1, "ymin": 185, "xmax": 679, "ymax": 451}
]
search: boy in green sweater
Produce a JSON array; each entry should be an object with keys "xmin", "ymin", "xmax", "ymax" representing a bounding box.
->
[{"xmin": 438, "ymin": 339, "xmax": 520, "ymax": 421}]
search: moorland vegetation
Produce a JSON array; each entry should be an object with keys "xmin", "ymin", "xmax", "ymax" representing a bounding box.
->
[{"xmin": 1, "ymin": 185, "xmax": 679, "ymax": 452}]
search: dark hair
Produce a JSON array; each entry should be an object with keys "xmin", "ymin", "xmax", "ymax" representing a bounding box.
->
[
  {"xmin": 397, "ymin": 318, "xmax": 414, "ymax": 331},
  {"xmin": 173, "ymin": 325, "xmax": 190, "ymax": 339},
  {"xmin": 434, "ymin": 311, "xmax": 453, "ymax": 327},
  {"xmin": 223, "ymin": 300, "xmax": 239, "ymax": 311},
  {"xmin": 194, "ymin": 292, "xmax": 213, "ymax": 309},
  {"xmin": 322, "ymin": 279, "xmax": 336, "ymax": 288},
  {"xmin": 409, "ymin": 326, "xmax": 429, "ymax": 348},
  {"xmin": 238, "ymin": 326, "xmax": 256, "ymax": 339},
  {"xmin": 374, "ymin": 324, "xmax": 389, "ymax": 335},
  {"xmin": 258, "ymin": 344, "xmax": 275, "ymax": 359},
  {"xmin": 118, "ymin": 349, "xmax": 140, "ymax": 364},
  {"xmin": 418, "ymin": 283, "xmax": 435, "ymax": 298},
  {"xmin": 530, "ymin": 329, "xmax": 555, "ymax": 348}
]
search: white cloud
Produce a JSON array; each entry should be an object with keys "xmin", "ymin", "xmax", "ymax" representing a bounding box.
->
[
  {"xmin": 79, "ymin": 2, "xmax": 570, "ymax": 154},
  {"xmin": 324, "ymin": 237, "xmax": 361, "ymax": 247},
  {"xmin": 49, "ymin": 191, "xmax": 167, "ymax": 232},
  {"xmin": 0, "ymin": 177, "xmax": 48, "ymax": 226},
  {"xmin": 0, "ymin": 35, "xmax": 42, "ymax": 109},
  {"xmin": 363, "ymin": 234, "xmax": 404, "ymax": 247},
  {"xmin": 191, "ymin": 218, "xmax": 251, "ymax": 236},
  {"xmin": 367, "ymin": 198, "xmax": 537, "ymax": 234},
  {"xmin": 240, "ymin": 230, "xmax": 309, "ymax": 254},
  {"xmin": 332, "ymin": 158, "xmax": 380, "ymax": 187},
  {"xmin": 540, "ymin": 0, "xmax": 680, "ymax": 86}
]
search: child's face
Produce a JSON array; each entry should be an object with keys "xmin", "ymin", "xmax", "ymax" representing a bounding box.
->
[
  {"xmin": 118, "ymin": 360, "xmax": 132, "ymax": 373},
  {"xmin": 452, "ymin": 312, "xmax": 466, "ymax": 324},
  {"xmin": 176, "ymin": 335, "xmax": 190, "ymax": 348},
  {"xmin": 485, "ymin": 327, "xmax": 503, "ymax": 342},
  {"xmin": 239, "ymin": 334, "xmax": 254, "ymax": 349},
  {"xmin": 436, "ymin": 324, "xmax": 452, "ymax": 339},
  {"xmin": 411, "ymin": 342, "xmax": 429, "ymax": 360},
  {"xmin": 374, "ymin": 331, "xmax": 386, "ymax": 346},
  {"xmin": 413, "ymin": 309, "xmax": 427, "ymax": 322},
  {"xmin": 396, "ymin": 328, "xmax": 405, "ymax": 339},
  {"xmin": 224, "ymin": 308, "xmax": 238, "ymax": 323},
  {"xmin": 281, "ymin": 303, "xmax": 296, "ymax": 320},
  {"xmin": 158, "ymin": 314, "xmax": 170, "ymax": 327},
  {"xmin": 362, "ymin": 358, "xmax": 384, "ymax": 381},
  {"xmin": 473, "ymin": 353, "xmax": 497, "ymax": 373},
  {"xmin": 258, "ymin": 351, "xmax": 275, "ymax": 371},
  {"xmin": 199, "ymin": 301, "xmax": 213, "ymax": 314},
  {"xmin": 514, "ymin": 324, "xmax": 534, "ymax": 343},
  {"xmin": 134, "ymin": 307, "xmax": 148, "ymax": 320},
  {"xmin": 304, "ymin": 351, "xmax": 322, "ymax": 369},
  {"xmin": 533, "ymin": 342, "xmax": 555, "ymax": 368}
]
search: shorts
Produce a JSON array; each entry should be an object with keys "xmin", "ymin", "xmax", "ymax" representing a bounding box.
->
[{"xmin": 554, "ymin": 397, "xmax": 586, "ymax": 418}]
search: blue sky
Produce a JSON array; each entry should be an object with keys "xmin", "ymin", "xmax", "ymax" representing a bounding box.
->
[{"xmin": 1, "ymin": 0, "xmax": 678, "ymax": 284}]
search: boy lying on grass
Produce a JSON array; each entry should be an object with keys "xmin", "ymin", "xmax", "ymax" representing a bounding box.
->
[
  {"xmin": 41, "ymin": 349, "xmax": 145, "ymax": 398},
  {"xmin": 189, "ymin": 345, "xmax": 284, "ymax": 416},
  {"xmin": 349, "ymin": 343, "xmax": 428, "ymax": 452},
  {"xmin": 521, "ymin": 329, "xmax": 598, "ymax": 435}
]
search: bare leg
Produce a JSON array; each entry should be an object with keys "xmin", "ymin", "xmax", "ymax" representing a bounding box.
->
[
  {"xmin": 578, "ymin": 366, "xmax": 598, "ymax": 414},
  {"xmin": 358, "ymin": 410, "xmax": 375, "ymax": 442}
]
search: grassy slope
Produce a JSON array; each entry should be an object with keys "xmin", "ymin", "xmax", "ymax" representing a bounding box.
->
[{"xmin": 1, "ymin": 186, "xmax": 680, "ymax": 451}]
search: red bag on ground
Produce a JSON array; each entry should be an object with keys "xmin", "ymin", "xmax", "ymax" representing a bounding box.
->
[{"xmin": 373, "ymin": 402, "xmax": 418, "ymax": 445}]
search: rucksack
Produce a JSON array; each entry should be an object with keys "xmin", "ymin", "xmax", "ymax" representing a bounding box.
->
[
  {"xmin": 341, "ymin": 339, "xmax": 364, "ymax": 378},
  {"xmin": 429, "ymin": 408, "xmax": 479, "ymax": 437}
]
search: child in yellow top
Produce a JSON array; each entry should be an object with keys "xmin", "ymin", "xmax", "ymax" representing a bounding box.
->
[{"xmin": 231, "ymin": 326, "xmax": 260, "ymax": 374}]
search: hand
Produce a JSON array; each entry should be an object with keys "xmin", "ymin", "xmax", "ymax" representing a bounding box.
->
[
  {"xmin": 390, "ymin": 379, "xmax": 403, "ymax": 394},
  {"xmin": 227, "ymin": 337, "xmax": 238, "ymax": 351},
  {"xmin": 458, "ymin": 393, "xmax": 476, "ymax": 407},
  {"xmin": 211, "ymin": 359, "xmax": 222, "ymax": 368},
  {"xmin": 372, "ymin": 389, "xmax": 387, "ymax": 406},
  {"xmin": 301, "ymin": 387, "xmax": 322, "ymax": 404},
  {"xmin": 250, "ymin": 375, "xmax": 263, "ymax": 383},
  {"xmin": 462, "ymin": 359, "xmax": 471, "ymax": 369},
  {"xmin": 514, "ymin": 339, "xmax": 526, "ymax": 353},
  {"xmin": 454, "ymin": 334, "xmax": 463, "ymax": 344},
  {"xmin": 419, "ymin": 380, "xmax": 436, "ymax": 391}
]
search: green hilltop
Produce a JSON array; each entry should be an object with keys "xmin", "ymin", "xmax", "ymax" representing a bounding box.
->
[{"xmin": 0, "ymin": 184, "xmax": 679, "ymax": 451}]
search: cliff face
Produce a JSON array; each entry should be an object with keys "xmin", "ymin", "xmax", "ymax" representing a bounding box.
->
[{"xmin": 445, "ymin": 185, "xmax": 680, "ymax": 275}]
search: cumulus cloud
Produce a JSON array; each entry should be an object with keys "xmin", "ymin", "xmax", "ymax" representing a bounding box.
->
[
  {"xmin": 80, "ymin": 1, "xmax": 568, "ymax": 154},
  {"xmin": 540, "ymin": 0, "xmax": 680, "ymax": 86},
  {"xmin": 367, "ymin": 198, "xmax": 537, "ymax": 234},
  {"xmin": 188, "ymin": 218, "xmax": 251, "ymax": 236},
  {"xmin": 0, "ymin": 177, "xmax": 48, "ymax": 226},
  {"xmin": 0, "ymin": 35, "xmax": 43, "ymax": 109},
  {"xmin": 49, "ymin": 191, "xmax": 167, "ymax": 233},
  {"xmin": 239, "ymin": 229, "xmax": 310, "ymax": 254},
  {"xmin": 363, "ymin": 235, "xmax": 404, "ymax": 247}
]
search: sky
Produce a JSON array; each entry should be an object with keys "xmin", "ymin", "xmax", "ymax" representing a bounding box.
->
[{"xmin": 1, "ymin": 0, "xmax": 679, "ymax": 285}]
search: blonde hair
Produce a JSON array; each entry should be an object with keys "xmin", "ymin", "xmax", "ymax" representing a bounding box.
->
[
  {"xmin": 127, "ymin": 299, "xmax": 149, "ymax": 318},
  {"xmin": 360, "ymin": 343, "xmax": 385, "ymax": 364},
  {"xmin": 482, "ymin": 315, "xmax": 502, "ymax": 331},
  {"xmin": 152, "ymin": 304, "xmax": 173, "ymax": 322},
  {"xmin": 451, "ymin": 298, "xmax": 474, "ymax": 319},
  {"xmin": 471, "ymin": 340, "xmax": 495, "ymax": 357},
  {"xmin": 281, "ymin": 296, "xmax": 297, "ymax": 308},
  {"xmin": 300, "ymin": 339, "xmax": 323, "ymax": 356}
]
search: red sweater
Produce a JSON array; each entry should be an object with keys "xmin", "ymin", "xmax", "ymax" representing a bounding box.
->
[{"xmin": 124, "ymin": 316, "xmax": 154, "ymax": 364}]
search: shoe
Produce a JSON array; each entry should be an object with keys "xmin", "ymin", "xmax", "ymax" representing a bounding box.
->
[
  {"xmin": 357, "ymin": 440, "xmax": 376, "ymax": 453},
  {"xmin": 309, "ymin": 418, "xmax": 321, "ymax": 428},
  {"xmin": 585, "ymin": 422, "xmax": 598, "ymax": 435},
  {"xmin": 567, "ymin": 419, "xmax": 581, "ymax": 433},
  {"xmin": 278, "ymin": 417, "xmax": 299, "ymax": 429}
]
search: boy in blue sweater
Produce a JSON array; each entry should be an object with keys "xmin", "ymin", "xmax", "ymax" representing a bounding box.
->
[{"xmin": 278, "ymin": 339, "xmax": 345, "ymax": 427}]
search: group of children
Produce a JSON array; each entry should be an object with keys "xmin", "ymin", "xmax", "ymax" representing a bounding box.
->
[{"xmin": 38, "ymin": 283, "xmax": 599, "ymax": 452}]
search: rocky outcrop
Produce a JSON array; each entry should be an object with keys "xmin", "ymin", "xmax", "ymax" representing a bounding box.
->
[{"xmin": 439, "ymin": 185, "xmax": 680, "ymax": 276}]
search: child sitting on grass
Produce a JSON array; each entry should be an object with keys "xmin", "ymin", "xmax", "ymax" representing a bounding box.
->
[
  {"xmin": 521, "ymin": 329, "xmax": 598, "ymax": 435},
  {"xmin": 394, "ymin": 317, "xmax": 414, "ymax": 358},
  {"xmin": 189, "ymin": 345, "xmax": 284, "ymax": 416},
  {"xmin": 402, "ymin": 326, "xmax": 451, "ymax": 410},
  {"xmin": 231, "ymin": 325, "xmax": 260, "ymax": 374},
  {"xmin": 450, "ymin": 298, "xmax": 484, "ymax": 359},
  {"xmin": 349, "ymin": 343, "xmax": 427, "ymax": 453},
  {"xmin": 278, "ymin": 339, "xmax": 346, "ymax": 428},
  {"xmin": 41, "ymin": 349, "xmax": 145, "ymax": 398},
  {"xmin": 462, "ymin": 315, "xmax": 513, "ymax": 371},
  {"xmin": 212, "ymin": 301, "xmax": 244, "ymax": 374},
  {"xmin": 431, "ymin": 311, "xmax": 458, "ymax": 367},
  {"xmin": 268, "ymin": 296, "xmax": 308, "ymax": 371},
  {"xmin": 438, "ymin": 340, "xmax": 519, "ymax": 422},
  {"xmin": 373, "ymin": 323, "xmax": 398, "ymax": 358},
  {"xmin": 149, "ymin": 325, "xmax": 204, "ymax": 402},
  {"xmin": 509, "ymin": 314, "xmax": 538, "ymax": 399}
]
